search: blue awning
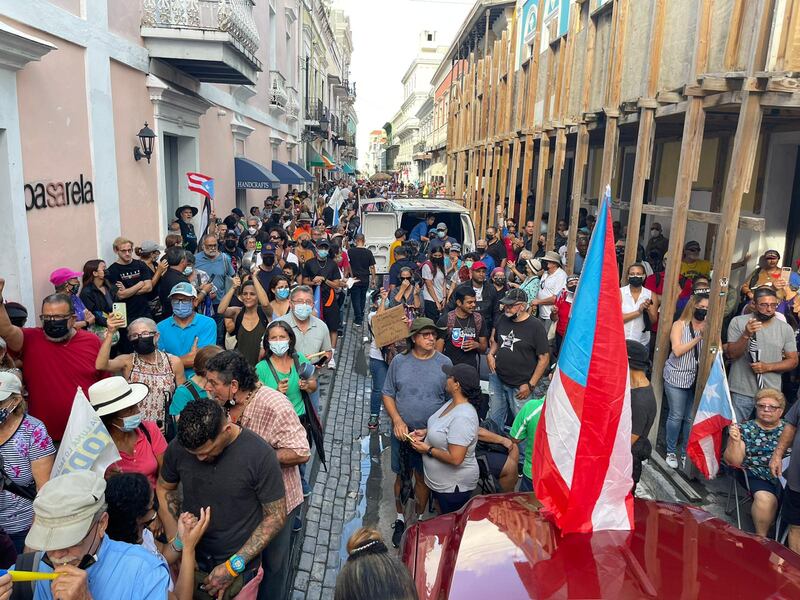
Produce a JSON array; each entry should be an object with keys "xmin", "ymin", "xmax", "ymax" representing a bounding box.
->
[
  {"xmin": 342, "ymin": 163, "xmax": 355, "ymax": 174},
  {"xmin": 271, "ymin": 160, "xmax": 304, "ymax": 185},
  {"xmin": 235, "ymin": 157, "xmax": 280, "ymax": 189},
  {"xmin": 288, "ymin": 161, "xmax": 314, "ymax": 182}
]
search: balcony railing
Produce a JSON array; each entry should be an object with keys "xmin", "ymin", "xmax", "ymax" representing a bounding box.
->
[
  {"xmin": 286, "ymin": 86, "xmax": 300, "ymax": 121},
  {"xmin": 413, "ymin": 140, "xmax": 427, "ymax": 154},
  {"xmin": 269, "ymin": 70, "xmax": 288, "ymax": 113},
  {"xmin": 141, "ymin": 0, "xmax": 261, "ymax": 84}
]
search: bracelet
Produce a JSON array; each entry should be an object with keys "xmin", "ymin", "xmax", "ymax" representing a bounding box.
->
[
  {"xmin": 172, "ymin": 536, "xmax": 184, "ymax": 551},
  {"xmin": 224, "ymin": 560, "xmax": 238, "ymax": 578}
]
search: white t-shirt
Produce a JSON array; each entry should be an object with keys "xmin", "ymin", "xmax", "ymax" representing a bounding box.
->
[
  {"xmin": 537, "ymin": 268, "xmax": 567, "ymax": 320},
  {"xmin": 421, "ymin": 263, "xmax": 447, "ymax": 303},
  {"xmin": 621, "ymin": 285, "xmax": 653, "ymax": 345}
]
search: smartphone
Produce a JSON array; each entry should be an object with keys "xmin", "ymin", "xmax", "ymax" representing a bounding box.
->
[
  {"xmin": 781, "ymin": 267, "xmax": 792, "ymax": 284},
  {"xmin": 405, "ymin": 432, "xmax": 415, "ymax": 442},
  {"xmin": 112, "ymin": 302, "xmax": 128, "ymax": 328}
]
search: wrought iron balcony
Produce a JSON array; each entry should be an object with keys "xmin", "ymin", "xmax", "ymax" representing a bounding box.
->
[
  {"xmin": 141, "ymin": 0, "xmax": 262, "ymax": 85},
  {"xmin": 269, "ymin": 70, "xmax": 288, "ymax": 113},
  {"xmin": 304, "ymin": 101, "xmax": 329, "ymax": 132},
  {"xmin": 286, "ymin": 86, "xmax": 300, "ymax": 122}
]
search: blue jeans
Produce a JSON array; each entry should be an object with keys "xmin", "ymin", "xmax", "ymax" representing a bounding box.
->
[
  {"xmin": 731, "ymin": 392, "xmax": 755, "ymax": 424},
  {"xmin": 351, "ymin": 284, "xmax": 368, "ymax": 324},
  {"xmin": 488, "ymin": 374, "xmax": 535, "ymax": 465},
  {"xmin": 369, "ymin": 357, "xmax": 388, "ymax": 416},
  {"xmin": 664, "ymin": 381, "xmax": 694, "ymax": 454}
]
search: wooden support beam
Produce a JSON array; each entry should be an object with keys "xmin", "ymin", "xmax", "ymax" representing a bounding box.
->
[
  {"xmin": 532, "ymin": 133, "xmax": 551, "ymax": 237},
  {"xmin": 546, "ymin": 128, "xmax": 567, "ymax": 249},
  {"xmin": 497, "ymin": 141, "xmax": 511, "ymax": 218},
  {"xmin": 703, "ymin": 135, "xmax": 731, "ymax": 253},
  {"xmin": 488, "ymin": 145, "xmax": 502, "ymax": 228},
  {"xmin": 566, "ymin": 125, "xmax": 590, "ymax": 273},
  {"xmin": 582, "ymin": 200, "xmax": 765, "ymax": 231},
  {"xmin": 507, "ymin": 137, "xmax": 522, "ymax": 222},
  {"xmin": 519, "ymin": 135, "xmax": 534, "ymax": 225}
]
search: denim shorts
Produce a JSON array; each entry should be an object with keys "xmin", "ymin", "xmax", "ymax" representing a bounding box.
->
[{"xmin": 390, "ymin": 433, "xmax": 424, "ymax": 475}]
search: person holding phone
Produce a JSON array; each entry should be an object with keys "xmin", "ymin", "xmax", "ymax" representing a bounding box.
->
[{"xmin": 742, "ymin": 250, "xmax": 786, "ymax": 301}]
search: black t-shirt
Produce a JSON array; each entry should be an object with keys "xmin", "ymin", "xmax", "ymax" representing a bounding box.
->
[
  {"xmin": 631, "ymin": 385, "xmax": 657, "ymax": 441},
  {"xmin": 303, "ymin": 258, "xmax": 341, "ymax": 301},
  {"xmin": 389, "ymin": 259, "xmax": 418, "ymax": 286},
  {"xmin": 493, "ymin": 314, "xmax": 549, "ymax": 387},
  {"xmin": 106, "ymin": 260, "xmax": 152, "ymax": 321},
  {"xmin": 255, "ymin": 264, "xmax": 283, "ymax": 298},
  {"xmin": 159, "ymin": 268, "xmax": 190, "ymax": 318},
  {"xmin": 178, "ymin": 221, "xmax": 197, "ymax": 253},
  {"xmin": 348, "ymin": 247, "xmax": 375, "ymax": 284},
  {"xmin": 437, "ymin": 311, "xmax": 487, "ymax": 369},
  {"xmin": 160, "ymin": 428, "xmax": 285, "ymax": 566},
  {"xmin": 486, "ymin": 240, "xmax": 506, "ymax": 267}
]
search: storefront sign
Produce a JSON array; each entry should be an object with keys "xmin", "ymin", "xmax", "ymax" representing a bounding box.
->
[{"xmin": 24, "ymin": 174, "xmax": 94, "ymax": 212}]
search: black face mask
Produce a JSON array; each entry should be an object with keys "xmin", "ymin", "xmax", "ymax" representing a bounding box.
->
[
  {"xmin": 43, "ymin": 318, "xmax": 71, "ymax": 340},
  {"xmin": 132, "ymin": 337, "xmax": 156, "ymax": 355},
  {"xmin": 225, "ymin": 240, "xmax": 237, "ymax": 250},
  {"xmin": 486, "ymin": 236, "xmax": 494, "ymax": 243},
  {"xmin": 301, "ymin": 240, "xmax": 312, "ymax": 249},
  {"xmin": 628, "ymin": 276, "xmax": 644, "ymax": 288},
  {"xmin": 693, "ymin": 308, "xmax": 708, "ymax": 321},
  {"xmin": 262, "ymin": 255, "xmax": 276, "ymax": 267},
  {"xmin": 537, "ymin": 241, "xmax": 544, "ymax": 248},
  {"xmin": 432, "ymin": 256, "xmax": 444, "ymax": 265},
  {"xmin": 567, "ymin": 284, "xmax": 577, "ymax": 293},
  {"xmin": 754, "ymin": 310, "xmax": 774, "ymax": 322}
]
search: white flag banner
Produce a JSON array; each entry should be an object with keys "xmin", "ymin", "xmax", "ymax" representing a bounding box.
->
[{"xmin": 51, "ymin": 388, "xmax": 120, "ymax": 478}]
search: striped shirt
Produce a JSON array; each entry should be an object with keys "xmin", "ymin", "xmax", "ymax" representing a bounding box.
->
[
  {"xmin": 0, "ymin": 414, "xmax": 55, "ymax": 533},
  {"xmin": 663, "ymin": 321, "xmax": 702, "ymax": 388}
]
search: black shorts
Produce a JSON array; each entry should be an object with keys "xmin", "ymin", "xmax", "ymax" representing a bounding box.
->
[
  {"xmin": 737, "ymin": 470, "xmax": 781, "ymax": 498},
  {"xmin": 321, "ymin": 301, "xmax": 341, "ymax": 331},
  {"xmin": 480, "ymin": 450, "xmax": 509, "ymax": 480},
  {"xmin": 782, "ymin": 487, "xmax": 800, "ymax": 526}
]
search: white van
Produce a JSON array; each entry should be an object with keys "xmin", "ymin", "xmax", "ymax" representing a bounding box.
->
[{"xmin": 361, "ymin": 198, "xmax": 476, "ymax": 273}]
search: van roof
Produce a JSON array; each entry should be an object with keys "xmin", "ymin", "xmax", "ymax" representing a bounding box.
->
[{"xmin": 382, "ymin": 198, "xmax": 470, "ymax": 213}]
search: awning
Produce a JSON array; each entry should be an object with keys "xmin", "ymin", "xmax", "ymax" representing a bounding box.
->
[
  {"xmin": 235, "ymin": 157, "xmax": 280, "ymax": 189},
  {"xmin": 308, "ymin": 148, "xmax": 326, "ymax": 168},
  {"xmin": 288, "ymin": 161, "xmax": 314, "ymax": 182},
  {"xmin": 321, "ymin": 149, "xmax": 336, "ymax": 169},
  {"xmin": 271, "ymin": 160, "xmax": 304, "ymax": 185},
  {"xmin": 342, "ymin": 163, "xmax": 355, "ymax": 174}
]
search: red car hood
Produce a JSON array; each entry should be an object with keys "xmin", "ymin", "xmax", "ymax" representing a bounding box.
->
[{"xmin": 402, "ymin": 494, "xmax": 800, "ymax": 599}]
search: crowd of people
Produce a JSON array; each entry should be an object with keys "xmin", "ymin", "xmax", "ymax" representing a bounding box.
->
[{"xmin": 2, "ymin": 175, "xmax": 800, "ymax": 598}]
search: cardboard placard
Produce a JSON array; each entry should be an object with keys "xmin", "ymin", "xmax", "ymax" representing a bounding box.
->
[{"xmin": 371, "ymin": 304, "xmax": 409, "ymax": 348}]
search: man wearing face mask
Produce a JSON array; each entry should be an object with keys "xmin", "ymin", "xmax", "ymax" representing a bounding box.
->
[
  {"xmin": 645, "ymin": 222, "xmax": 669, "ymax": 263},
  {"xmin": 621, "ymin": 263, "xmax": 658, "ymax": 346},
  {"xmin": 428, "ymin": 223, "xmax": 456, "ymax": 251},
  {"xmin": 484, "ymin": 227, "xmax": 508, "ymax": 270},
  {"xmin": 726, "ymin": 287, "xmax": 798, "ymax": 422},
  {"xmin": 2, "ymin": 470, "xmax": 169, "ymax": 600},
  {"xmin": 277, "ymin": 286, "xmax": 333, "ymax": 373},
  {"xmin": 50, "ymin": 267, "xmax": 94, "ymax": 331},
  {"xmin": 474, "ymin": 239, "xmax": 496, "ymax": 272},
  {"xmin": 157, "ymin": 245, "xmax": 190, "ymax": 319},
  {"xmin": 255, "ymin": 242, "xmax": 284, "ymax": 295},
  {"xmin": 0, "ymin": 280, "xmax": 104, "ymax": 442},
  {"xmin": 156, "ymin": 282, "xmax": 217, "ymax": 379},
  {"xmin": 551, "ymin": 274, "xmax": 579, "ymax": 356},
  {"xmin": 222, "ymin": 230, "xmax": 243, "ymax": 271},
  {"xmin": 487, "ymin": 289, "xmax": 550, "ymax": 431}
]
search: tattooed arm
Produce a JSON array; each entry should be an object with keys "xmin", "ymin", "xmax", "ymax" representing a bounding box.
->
[
  {"xmin": 156, "ymin": 475, "xmax": 182, "ymax": 541},
  {"xmin": 203, "ymin": 498, "xmax": 287, "ymax": 597}
]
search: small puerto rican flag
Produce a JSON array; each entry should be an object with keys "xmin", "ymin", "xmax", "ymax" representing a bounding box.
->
[{"xmin": 187, "ymin": 172, "xmax": 214, "ymax": 199}]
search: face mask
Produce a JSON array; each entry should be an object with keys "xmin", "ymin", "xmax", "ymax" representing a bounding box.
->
[
  {"xmin": 0, "ymin": 401, "xmax": 20, "ymax": 426},
  {"xmin": 301, "ymin": 240, "xmax": 312, "ymax": 249},
  {"xmin": 116, "ymin": 413, "xmax": 142, "ymax": 432},
  {"xmin": 567, "ymin": 284, "xmax": 577, "ymax": 292},
  {"xmin": 317, "ymin": 250, "xmax": 329, "ymax": 260},
  {"xmin": 43, "ymin": 318, "xmax": 71, "ymax": 340},
  {"xmin": 464, "ymin": 260, "xmax": 474, "ymax": 269},
  {"xmin": 183, "ymin": 267, "xmax": 193, "ymax": 276},
  {"xmin": 494, "ymin": 278, "xmax": 506, "ymax": 285},
  {"xmin": 262, "ymin": 255, "xmax": 276, "ymax": 267},
  {"xmin": 132, "ymin": 336, "xmax": 156, "ymax": 355},
  {"xmin": 269, "ymin": 340, "xmax": 290, "ymax": 356},
  {"xmin": 172, "ymin": 300, "xmax": 194, "ymax": 319},
  {"xmin": 628, "ymin": 276, "xmax": 644, "ymax": 288},
  {"xmin": 754, "ymin": 310, "xmax": 774, "ymax": 322},
  {"xmin": 437, "ymin": 231, "xmax": 446, "ymax": 239},
  {"xmin": 225, "ymin": 240, "xmax": 237, "ymax": 250},
  {"xmin": 693, "ymin": 308, "xmax": 708, "ymax": 321},
  {"xmin": 486, "ymin": 236, "xmax": 494, "ymax": 243},
  {"xmin": 275, "ymin": 288, "xmax": 290, "ymax": 300},
  {"xmin": 650, "ymin": 229, "xmax": 659, "ymax": 236},
  {"xmin": 293, "ymin": 304, "xmax": 313, "ymax": 320},
  {"xmin": 432, "ymin": 256, "xmax": 444, "ymax": 265},
  {"xmin": 248, "ymin": 227, "xmax": 257, "ymax": 235}
]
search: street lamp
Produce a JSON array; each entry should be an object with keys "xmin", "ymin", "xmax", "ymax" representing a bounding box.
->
[
  {"xmin": 134, "ymin": 122, "xmax": 156, "ymax": 163},
  {"xmin": 319, "ymin": 113, "xmax": 329, "ymax": 133}
]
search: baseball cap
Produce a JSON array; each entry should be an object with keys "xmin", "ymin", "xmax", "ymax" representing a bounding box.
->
[
  {"xmin": 26, "ymin": 471, "xmax": 107, "ymax": 551},
  {"xmin": 316, "ymin": 239, "xmax": 331, "ymax": 249},
  {"xmin": 626, "ymin": 340, "xmax": 650, "ymax": 372},
  {"xmin": 471, "ymin": 260, "xmax": 487, "ymax": 271},
  {"xmin": 169, "ymin": 281, "xmax": 198, "ymax": 298},
  {"xmin": 450, "ymin": 243, "xmax": 462, "ymax": 253},
  {"xmin": 442, "ymin": 363, "xmax": 481, "ymax": 395},
  {"xmin": 261, "ymin": 242, "xmax": 277, "ymax": 256},
  {"xmin": 684, "ymin": 240, "xmax": 701, "ymax": 251},
  {"xmin": 436, "ymin": 222, "xmax": 447, "ymax": 231},
  {"xmin": 491, "ymin": 267, "xmax": 505, "ymax": 278},
  {"xmin": 499, "ymin": 288, "xmax": 529, "ymax": 305},
  {"xmin": 0, "ymin": 371, "xmax": 22, "ymax": 401},
  {"xmin": 138, "ymin": 240, "xmax": 162, "ymax": 254},
  {"xmin": 49, "ymin": 268, "xmax": 82, "ymax": 288}
]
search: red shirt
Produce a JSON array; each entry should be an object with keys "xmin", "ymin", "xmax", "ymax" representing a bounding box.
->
[
  {"xmin": 106, "ymin": 421, "xmax": 168, "ymax": 489},
  {"xmin": 21, "ymin": 328, "xmax": 105, "ymax": 441},
  {"xmin": 554, "ymin": 290, "xmax": 574, "ymax": 337}
]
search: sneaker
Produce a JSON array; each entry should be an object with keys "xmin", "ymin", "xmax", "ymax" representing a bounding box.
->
[
  {"xmin": 368, "ymin": 414, "xmax": 379, "ymax": 430},
  {"xmin": 391, "ymin": 519, "xmax": 406, "ymax": 548},
  {"xmin": 292, "ymin": 515, "xmax": 303, "ymax": 532},
  {"xmin": 665, "ymin": 452, "xmax": 679, "ymax": 468},
  {"xmin": 362, "ymin": 336, "xmax": 370, "ymax": 343},
  {"xmin": 328, "ymin": 358, "xmax": 336, "ymax": 370}
]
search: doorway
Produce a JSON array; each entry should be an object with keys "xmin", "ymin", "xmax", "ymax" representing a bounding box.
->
[{"xmin": 785, "ymin": 148, "xmax": 800, "ymax": 263}]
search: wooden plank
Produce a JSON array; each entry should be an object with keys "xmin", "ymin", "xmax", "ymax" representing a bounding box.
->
[
  {"xmin": 532, "ymin": 133, "xmax": 551, "ymax": 238},
  {"xmin": 566, "ymin": 124, "xmax": 590, "ymax": 273},
  {"xmin": 546, "ymin": 128, "xmax": 567, "ymax": 249},
  {"xmin": 523, "ymin": 0, "xmax": 546, "ymax": 129},
  {"xmin": 504, "ymin": 17, "xmax": 519, "ymax": 135},
  {"xmin": 507, "ymin": 137, "xmax": 521, "ymax": 222},
  {"xmin": 703, "ymin": 135, "xmax": 730, "ymax": 253},
  {"xmin": 519, "ymin": 135, "xmax": 535, "ymax": 225},
  {"xmin": 724, "ymin": 0, "xmax": 746, "ymax": 70},
  {"xmin": 581, "ymin": 200, "xmax": 765, "ymax": 231},
  {"xmin": 497, "ymin": 141, "xmax": 511, "ymax": 217}
]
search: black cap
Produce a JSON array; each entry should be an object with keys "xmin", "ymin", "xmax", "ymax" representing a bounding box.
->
[
  {"xmin": 626, "ymin": 340, "xmax": 650, "ymax": 372},
  {"xmin": 442, "ymin": 363, "xmax": 481, "ymax": 394},
  {"xmin": 499, "ymin": 288, "xmax": 529, "ymax": 305},
  {"xmin": 316, "ymin": 239, "xmax": 330, "ymax": 249},
  {"xmin": 231, "ymin": 208, "xmax": 244, "ymax": 217}
]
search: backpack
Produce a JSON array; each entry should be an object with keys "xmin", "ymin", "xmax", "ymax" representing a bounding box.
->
[{"xmin": 445, "ymin": 309, "xmax": 483, "ymax": 337}]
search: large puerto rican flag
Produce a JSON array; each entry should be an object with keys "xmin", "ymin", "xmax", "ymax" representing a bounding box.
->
[
  {"xmin": 686, "ymin": 352, "xmax": 735, "ymax": 478},
  {"xmin": 533, "ymin": 185, "xmax": 633, "ymax": 534}
]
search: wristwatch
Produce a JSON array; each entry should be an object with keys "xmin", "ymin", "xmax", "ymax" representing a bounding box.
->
[
  {"xmin": 228, "ymin": 554, "xmax": 246, "ymax": 574},
  {"xmin": 426, "ymin": 447, "xmax": 434, "ymax": 458}
]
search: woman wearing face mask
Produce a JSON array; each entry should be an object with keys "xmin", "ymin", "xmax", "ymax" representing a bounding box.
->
[
  {"xmin": 551, "ymin": 274, "xmax": 579, "ymax": 357},
  {"xmin": 88, "ymin": 376, "xmax": 167, "ymax": 489},
  {"xmin": 217, "ymin": 277, "xmax": 272, "ymax": 367},
  {"xmin": 662, "ymin": 294, "xmax": 707, "ymax": 468},
  {"xmin": 269, "ymin": 275, "xmax": 293, "ymax": 318},
  {"xmin": 96, "ymin": 317, "xmax": 185, "ymax": 433},
  {"xmin": 0, "ymin": 371, "xmax": 55, "ymax": 552},
  {"xmin": 255, "ymin": 321, "xmax": 318, "ymax": 420},
  {"xmin": 517, "ymin": 258, "xmax": 543, "ymax": 311},
  {"xmin": 422, "ymin": 249, "xmax": 447, "ymax": 320},
  {"xmin": 390, "ymin": 267, "xmax": 422, "ymax": 320},
  {"xmin": 621, "ymin": 263, "xmax": 658, "ymax": 346}
]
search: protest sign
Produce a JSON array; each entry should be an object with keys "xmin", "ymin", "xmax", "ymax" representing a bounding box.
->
[{"xmin": 371, "ymin": 304, "xmax": 409, "ymax": 348}]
